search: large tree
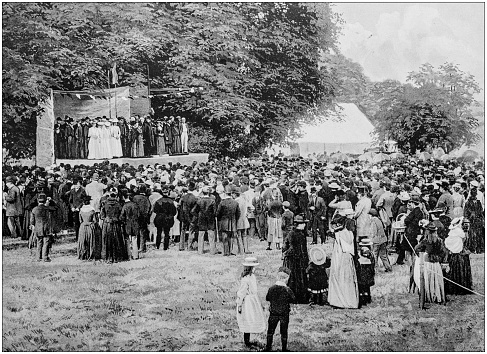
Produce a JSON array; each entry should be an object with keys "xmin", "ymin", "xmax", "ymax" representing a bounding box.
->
[
  {"xmin": 370, "ymin": 63, "xmax": 481, "ymax": 153},
  {"xmin": 3, "ymin": 2, "xmax": 342, "ymax": 159}
]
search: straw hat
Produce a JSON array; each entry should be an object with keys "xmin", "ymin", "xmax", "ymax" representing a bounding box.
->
[
  {"xmin": 449, "ymin": 216, "xmax": 464, "ymax": 230},
  {"xmin": 242, "ymin": 257, "xmax": 259, "ymax": 267},
  {"xmin": 359, "ymin": 238, "xmax": 373, "ymax": 247},
  {"xmin": 398, "ymin": 191, "xmax": 410, "ymax": 201},
  {"xmin": 309, "ymin": 246, "xmax": 327, "ymax": 266}
]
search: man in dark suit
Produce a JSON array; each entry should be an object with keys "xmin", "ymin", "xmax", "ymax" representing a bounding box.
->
[
  {"xmin": 133, "ymin": 184, "xmax": 151, "ymax": 253},
  {"xmin": 153, "ymin": 187, "xmax": 177, "ymax": 250},
  {"xmin": 192, "ymin": 186, "xmax": 217, "ymax": 254},
  {"xmin": 67, "ymin": 176, "xmax": 87, "ymax": 241},
  {"xmin": 30, "ymin": 193, "xmax": 54, "ymax": 262},
  {"xmin": 308, "ymin": 187, "xmax": 327, "ymax": 244},
  {"xmin": 120, "ymin": 192, "xmax": 141, "ymax": 260},
  {"xmin": 217, "ymin": 186, "xmax": 240, "ymax": 256},
  {"xmin": 179, "ymin": 186, "xmax": 198, "ymax": 251}
]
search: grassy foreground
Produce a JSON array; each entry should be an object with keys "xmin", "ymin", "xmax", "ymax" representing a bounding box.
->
[{"xmin": 2, "ymin": 235, "xmax": 485, "ymax": 352}]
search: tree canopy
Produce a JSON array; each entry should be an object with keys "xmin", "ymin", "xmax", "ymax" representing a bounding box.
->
[
  {"xmin": 371, "ymin": 63, "xmax": 481, "ymax": 153},
  {"xmin": 3, "ymin": 2, "xmax": 343, "ymax": 158}
]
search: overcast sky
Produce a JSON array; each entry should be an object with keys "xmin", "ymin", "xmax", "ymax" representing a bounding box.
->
[{"xmin": 333, "ymin": 3, "xmax": 484, "ymax": 97}]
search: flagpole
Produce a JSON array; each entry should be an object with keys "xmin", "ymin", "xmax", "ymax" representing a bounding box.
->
[
  {"xmin": 114, "ymin": 82, "xmax": 118, "ymax": 118},
  {"xmin": 147, "ymin": 64, "xmax": 151, "ymax": 115},
  {"xmin": 107, "ymin": 69, "xmax": 112, "ymax": 119}
]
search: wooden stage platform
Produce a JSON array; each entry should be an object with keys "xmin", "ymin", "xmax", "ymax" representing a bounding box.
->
[{"xmin": 56, "ymin": 153, "xmax": 209, "ymax": 167}]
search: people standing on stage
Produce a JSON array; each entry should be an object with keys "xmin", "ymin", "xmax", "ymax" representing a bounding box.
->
[
  {"xmin": 88, "ymin": 120, "xmax": 100, "ymax": 160},
  {"xmin": 180, "ymin": 117, "xmax": 189, "ymax": 154},
  {"xmin": 156, "ymin": 121, "xmax": 166, "ymax": 156},
  {"xmin": 110, "ymin": 118, "xmax": 123, "ymax": 158},
  {"xmin": 73, "ymin": 119, "xmax": 82, "ymax": 159},
  {"xmin": 163, "ymin": 116, "xmax": 173, "ymax": 155},
  {"xmin": 54, "ymin": 117, "xmax": 62, "ymax": 159},
  {"xmin": 65, "ymin": 116, "xmax": 75, "ymax": 159},
  {"xmin": 131, "ymin": 117, "xmax": 145, "ymax": 158},
  {"xmin": 171, "ymin": 116, "xmax": 182, "ymax": 154},
  {"xmin": 118, "ymin": 117, "xmax": 129, "ymax": 158},
  {"xmin": 142, "ymin": 115, "xmax": 156, "ymax": 157},
  {"xmin": 99, "ymin": 118, "xmax": 113, "ymax": 159}
]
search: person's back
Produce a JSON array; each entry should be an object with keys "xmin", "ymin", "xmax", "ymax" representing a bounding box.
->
[{"xmin": 265, "ymin": 268, "xmax": 296, "ymax": 352}]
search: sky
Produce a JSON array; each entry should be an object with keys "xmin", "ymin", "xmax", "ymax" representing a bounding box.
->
[{"xmin": 333, "ymin": 3, "xmax": 485, "ymax": 97}]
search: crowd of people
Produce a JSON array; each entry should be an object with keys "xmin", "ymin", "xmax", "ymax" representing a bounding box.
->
[
  {"xmin": 54, "ymin": 114, "xmax": 189, "ymax": 160},
  {"xmin": 3, "ymin": 154, "xmax": 484, "ymax": 308}
]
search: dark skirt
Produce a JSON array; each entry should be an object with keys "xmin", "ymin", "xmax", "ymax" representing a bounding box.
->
[
  {"xmin": 445, "ymin": 253, "xmax": 473, "ymax": 295},
  {"xmin": 307, "ymin": 263, "xmax": 329, "ymax": 293},
  {"xmin": 283, "ymin": 255, "xmax": 309, "ymax": 304},
  {"xmin": 101, "ymin": 221, "xmax": 128, "ymax": 262},
  {"xmin": 465, "ymin": 222, "xmax": 485, "ymax": 254},
  {"xmin": 156, "ymin": 136, "xmax": 166, "ymax": 155},
  {"xmin": 21, "ymin": 209, "xmax": 31, "ymax": 240},
  {"xmin": 78, "ymin": 222, "xmax": 102, "ymax": 260},
  {"xmin": 357, "ymin": 263, "xmax": 375, "ymax": 287}
]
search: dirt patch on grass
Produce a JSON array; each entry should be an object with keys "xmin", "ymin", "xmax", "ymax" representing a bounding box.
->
[{"xmin": 2, "ymin": 237, "xmax": 484, "ymax": 351}]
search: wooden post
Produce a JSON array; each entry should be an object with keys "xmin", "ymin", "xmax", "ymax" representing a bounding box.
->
[{"xmin": 36, "ymin": 88, "xmax": 55, "ymax": 167}]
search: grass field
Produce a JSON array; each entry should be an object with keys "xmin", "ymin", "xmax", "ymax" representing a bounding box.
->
[{"xmin": 2, "ymin": 236, "xmax": 485, "ymax": 352}]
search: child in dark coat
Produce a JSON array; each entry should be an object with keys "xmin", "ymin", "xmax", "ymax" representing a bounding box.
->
[
  {"xmin": 306, "ymin": 246, "xmax": 331, "ymax": 306},
  {"xmin": 265, "ymin": 266, "xmax": 295, "ymax": 352},
  {"xmin": 357, "ymin": 238, "xmax": 375, "ymax": 307}
]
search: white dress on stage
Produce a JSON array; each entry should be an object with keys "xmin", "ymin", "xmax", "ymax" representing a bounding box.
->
[
  {"xmin": 100, "ymin": 126, "xmax": 113, "ymax": 159},
  {"xmin": 88, "ymin": 126, "xmax": 101, "ymax": 159},
  {"xmin": 110, "ymin": 125, "xmax": 123, "ymax": 158}
]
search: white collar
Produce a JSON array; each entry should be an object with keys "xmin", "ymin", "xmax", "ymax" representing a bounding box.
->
[{"xmin": 275, "ymin": 281, "xmax": 287, "ymax": 287}]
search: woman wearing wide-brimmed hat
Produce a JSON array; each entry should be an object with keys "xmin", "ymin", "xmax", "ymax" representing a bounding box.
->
[
  {"xmin": 444, "ymin": 217, "xmax": 473, "ymax": 295},
  {"xmin": 236, "ymin": 257, "xmax": 266, "ymax": 348},
  {"xmin": 282, "ymin": 214, "xmax": 310, "ymax": 304},
  {"xmin": 327, "ymin": 214, "xmax": 359, "ymax": 309}
]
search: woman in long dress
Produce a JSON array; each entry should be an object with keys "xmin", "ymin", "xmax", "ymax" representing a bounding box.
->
[
  {"xmin": 110, "ymin": 119, "xmax": 123, "ymax": 158},
  {"xmin": 282, "ymin": 215, "xmax": 309, "ymax": 304},
  {"xmin": 413, "ymin": 222, "xmax": 447, "ymax": 304},
  {"xmin": 156, "ymin": 122, "xmax": 166, "ymax": 156},
  {"xmin": 100, "ymin": 189, "xmax": 127, "ymax": 263},
  {"xmin": 78, "ymin": 195, "xmax": 102, "ymax": 260},
  {"xmin": 444, "ymin": 217, "xmax": 473, "ymax": 295},
  {"xmin": 328, "ymin": 215, "xmax": 359, "ymax": 309},
  {"xmin": 100, "ymin": 121, "xmax": 113, "ymax": 159},
  {"xmin": 87, "ymin": 121, "xmax": 100, "ymax": 159},
  {"xmin": 464, "ymin": 188, "xmax": 484, "ymax": 254},
  {"xmin": 236, "ymin": 257, "xmax": 266, "ymax": 348}
]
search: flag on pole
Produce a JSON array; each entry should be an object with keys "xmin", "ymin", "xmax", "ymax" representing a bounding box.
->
[{"xmin": 111, "ymin": 63, "xmax": 118, "ymax": 85}]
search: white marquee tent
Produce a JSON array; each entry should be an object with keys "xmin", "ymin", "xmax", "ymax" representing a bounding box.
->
[{"xmin": 293, "ymin": 103, "xmax": 376, "ymax": 156}]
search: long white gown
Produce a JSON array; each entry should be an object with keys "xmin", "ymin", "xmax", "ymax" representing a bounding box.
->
[
  {"xmin": 100, "ymin": 125, "xmax": 113, "ymax": 159},
  {"xmin": 110, "ymin": 125, "xmax": 123, "ymax": 158},
  {"xmin": 88, "ymin": 126, "xmax": 101, "ymax": 159},
  {"xmin": 328, "ymin": 228, "xmax": 359, "ymax": 309}
]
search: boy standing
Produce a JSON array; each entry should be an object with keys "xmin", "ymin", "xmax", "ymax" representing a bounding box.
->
[{"xmin": 265, "ymin": 267, "xmax": 295, "ymax": 352}]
